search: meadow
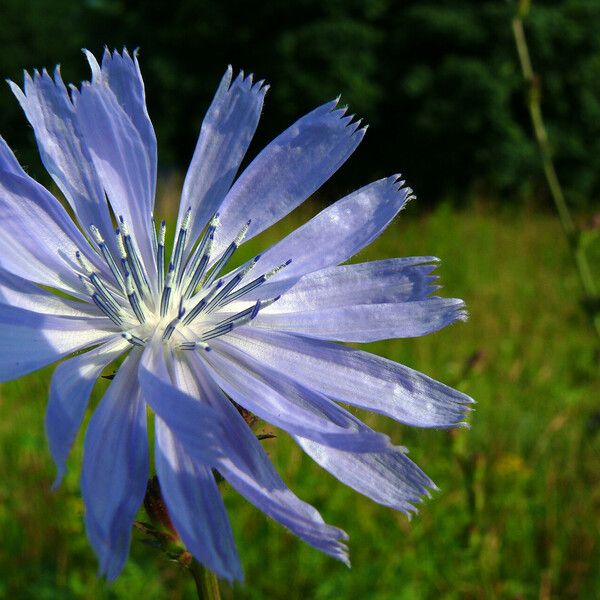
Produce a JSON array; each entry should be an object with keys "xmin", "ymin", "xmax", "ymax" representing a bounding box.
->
[{"xmin": 0, "ymin": 191, "xmax": 599, "ymax": 599}]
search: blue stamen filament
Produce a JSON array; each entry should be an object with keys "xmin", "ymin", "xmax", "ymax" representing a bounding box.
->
[
  {"xmin": 181, "ymin": 213, "xmax": 219, "ymax": 298},
  {"xmin": 171, "ymin": 207, "xmax": 191, "ymax": 288},
  {"xmin": 89, "ymin": 225, "xmax": 125, "ymax": 292},
  {"xmin": 203, "ymin": 220, "xmax": 250, "ymax": 288},
  {"xmin": 76, "ymin": 210, "xmax": 286, "ymax": 349},
  {"xmin": 157, "ymin": 219, "xmax": 166, "ymax": 293},
  {"xmin": 160, "ymin": 263, "xmax": 175, "ymax": 318},
  {"xmin": 119, "ymin": 216, "xmax": 151, "ymax": 301},
  {"xmin": 125, "ymin": 272, "xmax": 147, "ymax": 324}
]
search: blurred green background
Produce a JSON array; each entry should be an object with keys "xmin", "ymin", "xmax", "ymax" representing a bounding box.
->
[{"xmin": 1, "ymin": 0, "xmax": 600, "ymax": 598}]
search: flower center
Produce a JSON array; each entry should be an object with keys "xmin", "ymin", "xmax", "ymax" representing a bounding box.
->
[{"xmin": 75, "ymin": 210, "xmax": 288, "ymax": 351}]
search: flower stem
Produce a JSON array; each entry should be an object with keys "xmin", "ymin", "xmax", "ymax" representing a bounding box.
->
[
  {"xmin": 512, "ymin": 1, "xmax": 600, "ymax": 345},
  {"xmin": 189, "ymin": 560, "xmax": 221, "ymax": 600}
]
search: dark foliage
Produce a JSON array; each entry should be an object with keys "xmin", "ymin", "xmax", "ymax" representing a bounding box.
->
[{"xmin": 0, "ymin": 0, "xmax": 599, "ymax": 205}]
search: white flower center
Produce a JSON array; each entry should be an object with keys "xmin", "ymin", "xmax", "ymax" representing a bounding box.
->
[{"xmin": 76, "ymin": 210, "xmax": 287, "ymax": 351}]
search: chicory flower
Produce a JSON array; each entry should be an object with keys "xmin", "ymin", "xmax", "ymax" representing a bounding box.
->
[{"xmin": 0, "ymin": 49, "xmax": 473, "ymax": 581}]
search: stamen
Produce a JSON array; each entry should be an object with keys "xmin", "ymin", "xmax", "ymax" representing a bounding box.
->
[
  {"xmin": 88, "ymin": 272, "xmax": 122, "ymax": 314},
  {"xmin": 160, "ymin": 263, "xmax": 174, "ymax": 317},
  {"xmin": 258, "ymin": 295, "xmax": 281, "ymax": 309},
  {"xmin": 181, "ymin": 213, "xmax": 219, "ymax": 299},
  {"xmin": 76, "ymin": 250, "xmax": 123, "ymax": 314},
  {"xmin": 205, "ymin": 258, "xmax": 258, "ymax": 314},
  {"xmin": 150, "ymin": 213, "xmax": 158, "ymax": 259},
  {"xmin": 89, "ymin": 225, "xmax": 125, "ymax": 291},
  {"xmin": 199, "ymin": 301, "xmax": 260, "ymax": 341},
  {"xmin": 218, "ymin": 259, "xmax": 291, "ymax": 308},
  {"xmin": 116, "ymin": 227, "xmax": 131, "ymax": 282},
  {"xmin": 210, "ymin": 302, "xmax": 260, "ymax": 328},
  {"xmin": 125, "ymin": 272, "xmax": 146, "ymax": 324},
  {"xmin": 178, "ymin": 341, "xmax": 211, "ymax": 352},
  {"xmin": 75, "ymin": 249, "xmax": 93, "ymax": 274},
  {"xmin": 203, "ymin": 220, "xmax": 250, "ymax": 288},
  {"xmin": 181, "ymin": 279, "xmax": 223, "ymax": 326},
  {"xmin": 79, "ymin": 212, "xmax": 273, "ymax": 348},
  {"xmin": 162, "ymin": 307, "xmax": 185, "ymax": 341},
  {"xmin": 78, "ymin": 274, "xmax": 95, "ymax": 296},
  {"xmin": 182, "ymin": 235, "xmax": 213, "ymax": 299},
  {"xmin": 157, "ymin": 220, "xmax": 166, "ymax": 293},
  {"xmin": 91, "ymin": 293, "xmax": 123, "ymax": 327},
  {"xmin": 122, "ymin": 332, "xmax": 147, "ymax": 346},
  {"xmin": 119, "ymin": 216, "xmax": 151, "ymax": 299},
  {"xmin": 172, "ymin": 207, "xmax": 191, "ymax": 287}
]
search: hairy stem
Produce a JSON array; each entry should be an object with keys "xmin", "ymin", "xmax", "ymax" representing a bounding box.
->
[
  {"xmin": 512, "ymin": 2, "xmax": 600, "ymax": 343},
  {"xmin": 189, "ymin": 560, "xmax": 221, "ymax": 600}
]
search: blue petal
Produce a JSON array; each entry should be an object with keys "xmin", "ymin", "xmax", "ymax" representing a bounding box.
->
[
  {"xmin": 8, "ymin": 70, "xmax": 115, "ymax": 245},
  {"xmin": 138, "ymin": 338, "xmax": 222, "ymax": 463},
  {"xmin": 179, "ymin": 67, "xmax": 267, "ymax": 250},
  {"xmin": 155, "ymin": 418, "xmax": 242, "ymax": 581},
  {"xmin": 90, "ymin": 48, "xmax": 157, "ymax": 199},
  {"xmin": 73, "ymin": 70, "xmax": 155, "ymax": 276},
  {"xmin": 226, "ymin": 328, "xmax": 474, "ymax": 429},
  {"xmin": 210, "ymin": 99, "xmax": 365, "ymax": 260},
  {"xmin": 296, "ymin": 436, "xmax": 437, "ymax": 515},
  {"xmin": 0, "ymin": 268, "xmax": 99, "ymax": 318},
  {"xmin": 82, "ymin": 349, "xmax": 148, "ymax": 581},
  {"xmin": 244, "ymin": 257, "xmax": 440, "ymax": 304},
  {"xmin": 0, "ymin": 169, "xmax": 111, "ymax": 297},
  {"xmin": 233, "ymin": 176, "xmax": 414, "ymax": 300},
  {"xmin": 182, "ymin": 355, "xmax": 350, "ymax": 565},
  {"xmin": 207, "ymin": 338, "xmax": 390, "ymax": 451},
  {"xmin": 254, "ymin": 297, "xmax": 467, "ymax": 342},
  {"xmin": 0, "ymin": 304, "xmax": 115, "ymax": 382},
  {"xmin": 46, "ymin": 338, "xmax": 129, "ymax": 488},
  {"xmin": 0, "ymin": 135, "xmax": 26, "ymax": 174}
]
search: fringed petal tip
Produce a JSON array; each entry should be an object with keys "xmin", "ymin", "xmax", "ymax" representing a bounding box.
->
[
  {"xmin": 326, "ymin": 97, "xmax": 368, "ymax": 138},
  {"xmin": 226, "ymin": 66, "xmax": 270, "ymax": 96},
  {"xmin": 330, "ymin": 532, "xmax": 351, "ymax": 567},
  {"xmin": 387, "ymin": 174, "xmax": 415, "ymax": 203},
  {"xmin": 457, "ymin": 307, "xmax": 469, "ymax": 322},
  {"xmin": 438, "ymin": 298, "xmax": 469, "ymax": 324}
]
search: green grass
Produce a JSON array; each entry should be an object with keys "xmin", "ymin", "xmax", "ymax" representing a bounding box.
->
[{"xmin": 1, "ymin": 200, "xmax": 599, "ymax": 599}]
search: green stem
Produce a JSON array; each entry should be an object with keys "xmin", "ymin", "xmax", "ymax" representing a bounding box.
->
[
  {"xmin": 512, "ymin": 5, "xmax": 600, "ymax": 343},
  {"xmin": 189, "ymin": 560, "xmax": 221, "ymax": 600}
]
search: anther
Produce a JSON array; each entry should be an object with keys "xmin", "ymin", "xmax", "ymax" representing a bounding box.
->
[
  {"xmin": 162, "ymin": 307, "xmax": 185, "ymax": 342},
  {"xmin": 203, "ymin": 220, "xmax": 251, "ymax": 288},
  {"xmin": 150, "ymin": 213, "xmax": 158, "ymax": 259},
  {"xmin": 181, "ymin": 279, "xmax": 223, "ymax": 326},
  {"xmin": 125, "ymin": 272, "xmax": 146, "ymax": 324},
  {"xmin": 217, "ymin": 258, "xmax": 291, "ymax": 307},
  {"xmin": 160, "ymin": 263, "xmax": 174, "ymax": 317},
  {"xmin": 119, "ymin": 216, "xmax": 151, "ymax": 300},
  {"xmin": 78, "ymin": 274, "xmax": 95, "ymax": 296},
  {"xmin": 75, "ymin": 250, "xmax": 93, "ymax": 274},
  {"xmin": 89, "ymin": 272, "xmax": 122, "ymax": 314},
  {"xmin": 172, "ymin": 207, "xmax": 191, "ymax": 287},
  {"xmin": 182, "ymin": 234, "xmax": 213, "ymax": 299},
  {"xmin": 258, "ymin": 295, "xmax": 281, "ymax": 309},
  {"xmin": 76, "ymin": 250, "xmax": 123, "ymax": 314},
  {"xmin": 122, "ymin": 332, "xmax": 146, "ymax": 346},
  {"xmin": 204, "ymin": 259, "xmax": 257, "ymax": 314},
  {"xmin": 157, "ymin": 219, "xmax": 166, "ymax": 293},
  {"xmin": 178, "ymin": 341, "xmax": 211, "ymax": 352},
  {"xmin": 180, "ymin": 212, "xmax": 219, "ymax": 299},
  {"xmin": 89, "ymin": 224, "xmax": 125, "ymax": 290},
  {"xmin": 92, "ymin": 293, "xmax": 123, "ymax": 327},
  {"xmin": 199, "ymin": 301, "xmax": 260, "ymax": 341}
]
